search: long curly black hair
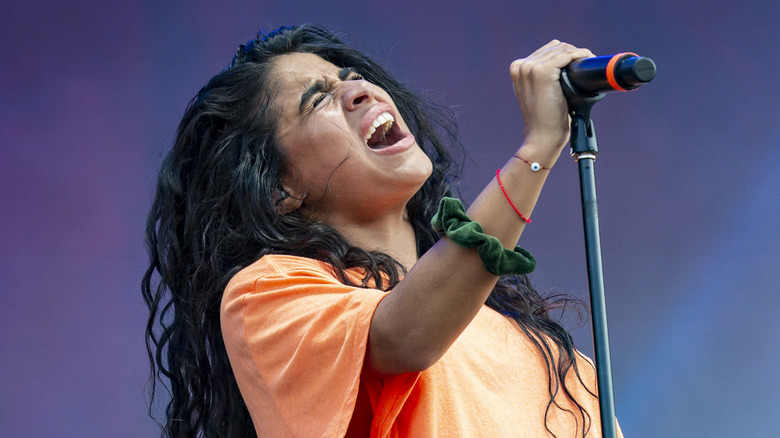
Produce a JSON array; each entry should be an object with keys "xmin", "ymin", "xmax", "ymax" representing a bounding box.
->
[{"xmin": 143, "ymin": 24, "xmax": 595, "ymax": 437}]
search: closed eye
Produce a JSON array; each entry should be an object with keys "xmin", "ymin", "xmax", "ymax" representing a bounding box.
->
[
  {"xmin": 300, "ymin": 80, "xmax": 329, "ymax": 113},
  {"xmin": 311, "ymin": 92, "xmax": 328, "ymax": 108},
  {"xmin": 345, "ymin": 72, "xmax": 364, "ymax": 81},
  {"xmin": 339, "ymin": 67, "xmax": 363, "ymax": 82},
  {"xmin": 303, "ymin": 68, "xmax": 365, "ymax": 112}
]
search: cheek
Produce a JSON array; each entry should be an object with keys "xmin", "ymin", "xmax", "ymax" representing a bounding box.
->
[
  {"xmin": 298, "ymin": 129, "xmax": 355, "ymax": 169},
  {"xmin": 282, "ymin": 128, "xmax": 360, "ymax": 192}
]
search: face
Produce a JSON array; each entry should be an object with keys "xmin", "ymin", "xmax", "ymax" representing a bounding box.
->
[{"xmin": 271, "ymin": 52, "xmax": 433, "ymax": 227}]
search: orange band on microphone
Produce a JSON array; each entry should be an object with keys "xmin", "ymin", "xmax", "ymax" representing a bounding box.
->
[{"xmin": 606, "ymin": 52, "xmax": 638, "ymax": 91}]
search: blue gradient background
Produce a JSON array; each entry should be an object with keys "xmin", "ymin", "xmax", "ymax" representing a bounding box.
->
[{"xmin": 2, "ymin": 1, "xmax": 778, "ymax": 436}]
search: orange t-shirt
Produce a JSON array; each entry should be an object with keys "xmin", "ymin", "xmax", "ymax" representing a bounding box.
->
[{"xmin": 221, "ymin": 254, "xmax": 621, "ymax": 437}]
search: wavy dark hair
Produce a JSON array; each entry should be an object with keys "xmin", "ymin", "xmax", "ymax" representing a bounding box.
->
[{"xmin": 143, "ymin": 23, "xmax": 595, "ymax": 437}]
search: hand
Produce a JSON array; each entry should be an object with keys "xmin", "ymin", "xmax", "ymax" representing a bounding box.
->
[{"xmin": 510, "ymin": 40, "xmax": 594, "ymax": 162}]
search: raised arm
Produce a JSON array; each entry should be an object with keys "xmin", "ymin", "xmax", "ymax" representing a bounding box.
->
[{"xmin": 366, "ymin": 40, "xmax": 595, "ymax": 375}]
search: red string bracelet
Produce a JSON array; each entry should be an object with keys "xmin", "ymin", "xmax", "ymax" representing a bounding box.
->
[{"xmin": 496, "ymin": 169, "xmax": 531, "ymax": 224}]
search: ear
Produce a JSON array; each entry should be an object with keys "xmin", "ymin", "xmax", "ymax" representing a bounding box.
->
[{"xmin": 274, "ymin": 184, "xmax": 307, "ymax": 215}]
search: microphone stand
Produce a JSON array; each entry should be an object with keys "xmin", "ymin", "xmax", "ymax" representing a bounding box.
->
[{"xmin": 559, "ymin": 72, "xmax": 618, "ymax": 438}]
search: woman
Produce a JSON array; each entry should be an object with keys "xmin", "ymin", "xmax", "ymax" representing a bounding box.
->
[{"xmin": 143, "ymin": 24, "xmax": 621, "ymax": 437}]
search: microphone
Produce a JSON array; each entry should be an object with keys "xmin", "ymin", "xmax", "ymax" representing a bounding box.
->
[{"xmin": 563, "ymin": 53, "xmax": 656, "ymax": 96}]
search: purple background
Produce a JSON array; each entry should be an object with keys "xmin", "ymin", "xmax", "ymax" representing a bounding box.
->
[{"xmin": 2, "ymin": 1, "xmax": 778, "ymax": 436}]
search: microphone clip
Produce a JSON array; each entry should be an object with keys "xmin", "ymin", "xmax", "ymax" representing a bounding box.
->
[{"xmin": 560, "ymin": 71, "xmax": 604, "ymax": 157}]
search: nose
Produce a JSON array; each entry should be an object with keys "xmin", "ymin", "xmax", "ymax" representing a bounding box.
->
[{"xmin": 341, "ymin": 80, "xmax": 375, "ymax": 111}]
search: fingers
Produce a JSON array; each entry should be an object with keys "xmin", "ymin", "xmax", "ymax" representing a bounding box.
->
[
  {"xmin": 528, "ymin": 39, "xmax": 594, "ymax": 63},
  {"xmin": 510, "ymin": 40, "xmax": 595, "ymax": 82},
  {"xmin": 508, "ymin": 40, "xmax": 594, "ymax": 155}
]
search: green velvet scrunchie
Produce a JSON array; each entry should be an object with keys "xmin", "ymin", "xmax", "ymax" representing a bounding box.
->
[{"xmin": 431, "ymin": 197, "xmax": 536, "ymax": 276}]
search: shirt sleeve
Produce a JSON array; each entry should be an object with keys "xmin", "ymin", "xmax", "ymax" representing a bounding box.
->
[{"xmin": 221, "ymin": 255, "xmax": 388, "ymax": 437}]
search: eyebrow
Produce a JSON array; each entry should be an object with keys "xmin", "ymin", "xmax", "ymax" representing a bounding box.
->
[{"xmin": 298, "ymin": 67, "xmax": 358, "ymax": 113}]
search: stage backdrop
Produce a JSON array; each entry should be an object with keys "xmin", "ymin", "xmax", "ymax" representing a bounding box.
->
[{"xmin": 1, "ymin": 1, "xmax": 778, "ymax": 436}]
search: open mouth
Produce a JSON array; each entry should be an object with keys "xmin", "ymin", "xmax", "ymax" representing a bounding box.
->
[{"xmin": 365, "ymin": 112, "xmax": 401, "ymax": 150}]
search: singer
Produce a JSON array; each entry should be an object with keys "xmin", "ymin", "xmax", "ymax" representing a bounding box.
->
[{"xmin": 143, "ymin": 24, "xmax": 623, "ymax": 437}]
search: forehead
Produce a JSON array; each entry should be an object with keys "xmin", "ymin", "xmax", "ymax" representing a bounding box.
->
[{"xmin": 272, "ymin": 52, "xmax": 341, "ymax": 89}]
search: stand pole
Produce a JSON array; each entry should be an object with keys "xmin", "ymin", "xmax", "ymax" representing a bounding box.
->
[
  {"xmin": 561, "ymin": 72, "xmax": 617, "ymax": 438},
  {"xmin": 574, "ymin": 149, "xmax": 617, "ymax": 438}
]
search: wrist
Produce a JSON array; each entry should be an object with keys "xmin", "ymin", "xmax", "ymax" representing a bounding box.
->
[
  {"xmin": 514, "ymin": 142, "xmax": 563, "ymax": 170},
  {"xmin": 513, "ymin": 154, "xmax": 551, "ymax": 172}
]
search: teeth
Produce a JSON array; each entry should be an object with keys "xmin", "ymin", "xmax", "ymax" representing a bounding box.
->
[{"xmin": 365, "ymin": 112, "xmax": 395, "ymax": 141}]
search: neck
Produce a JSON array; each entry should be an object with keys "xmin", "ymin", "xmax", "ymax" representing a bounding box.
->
[{"xmin": 332, "ymin": 212, "xmax": 419, "ymax": 271}]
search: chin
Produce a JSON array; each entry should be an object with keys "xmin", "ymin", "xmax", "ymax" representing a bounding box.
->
[
  {"xmin": 410, "ymin": 159, "xmax": 435, "ymax": 193},
  {"xmin": 404, "ymin": 153, "xmax": 434, "ymax": 186}
]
